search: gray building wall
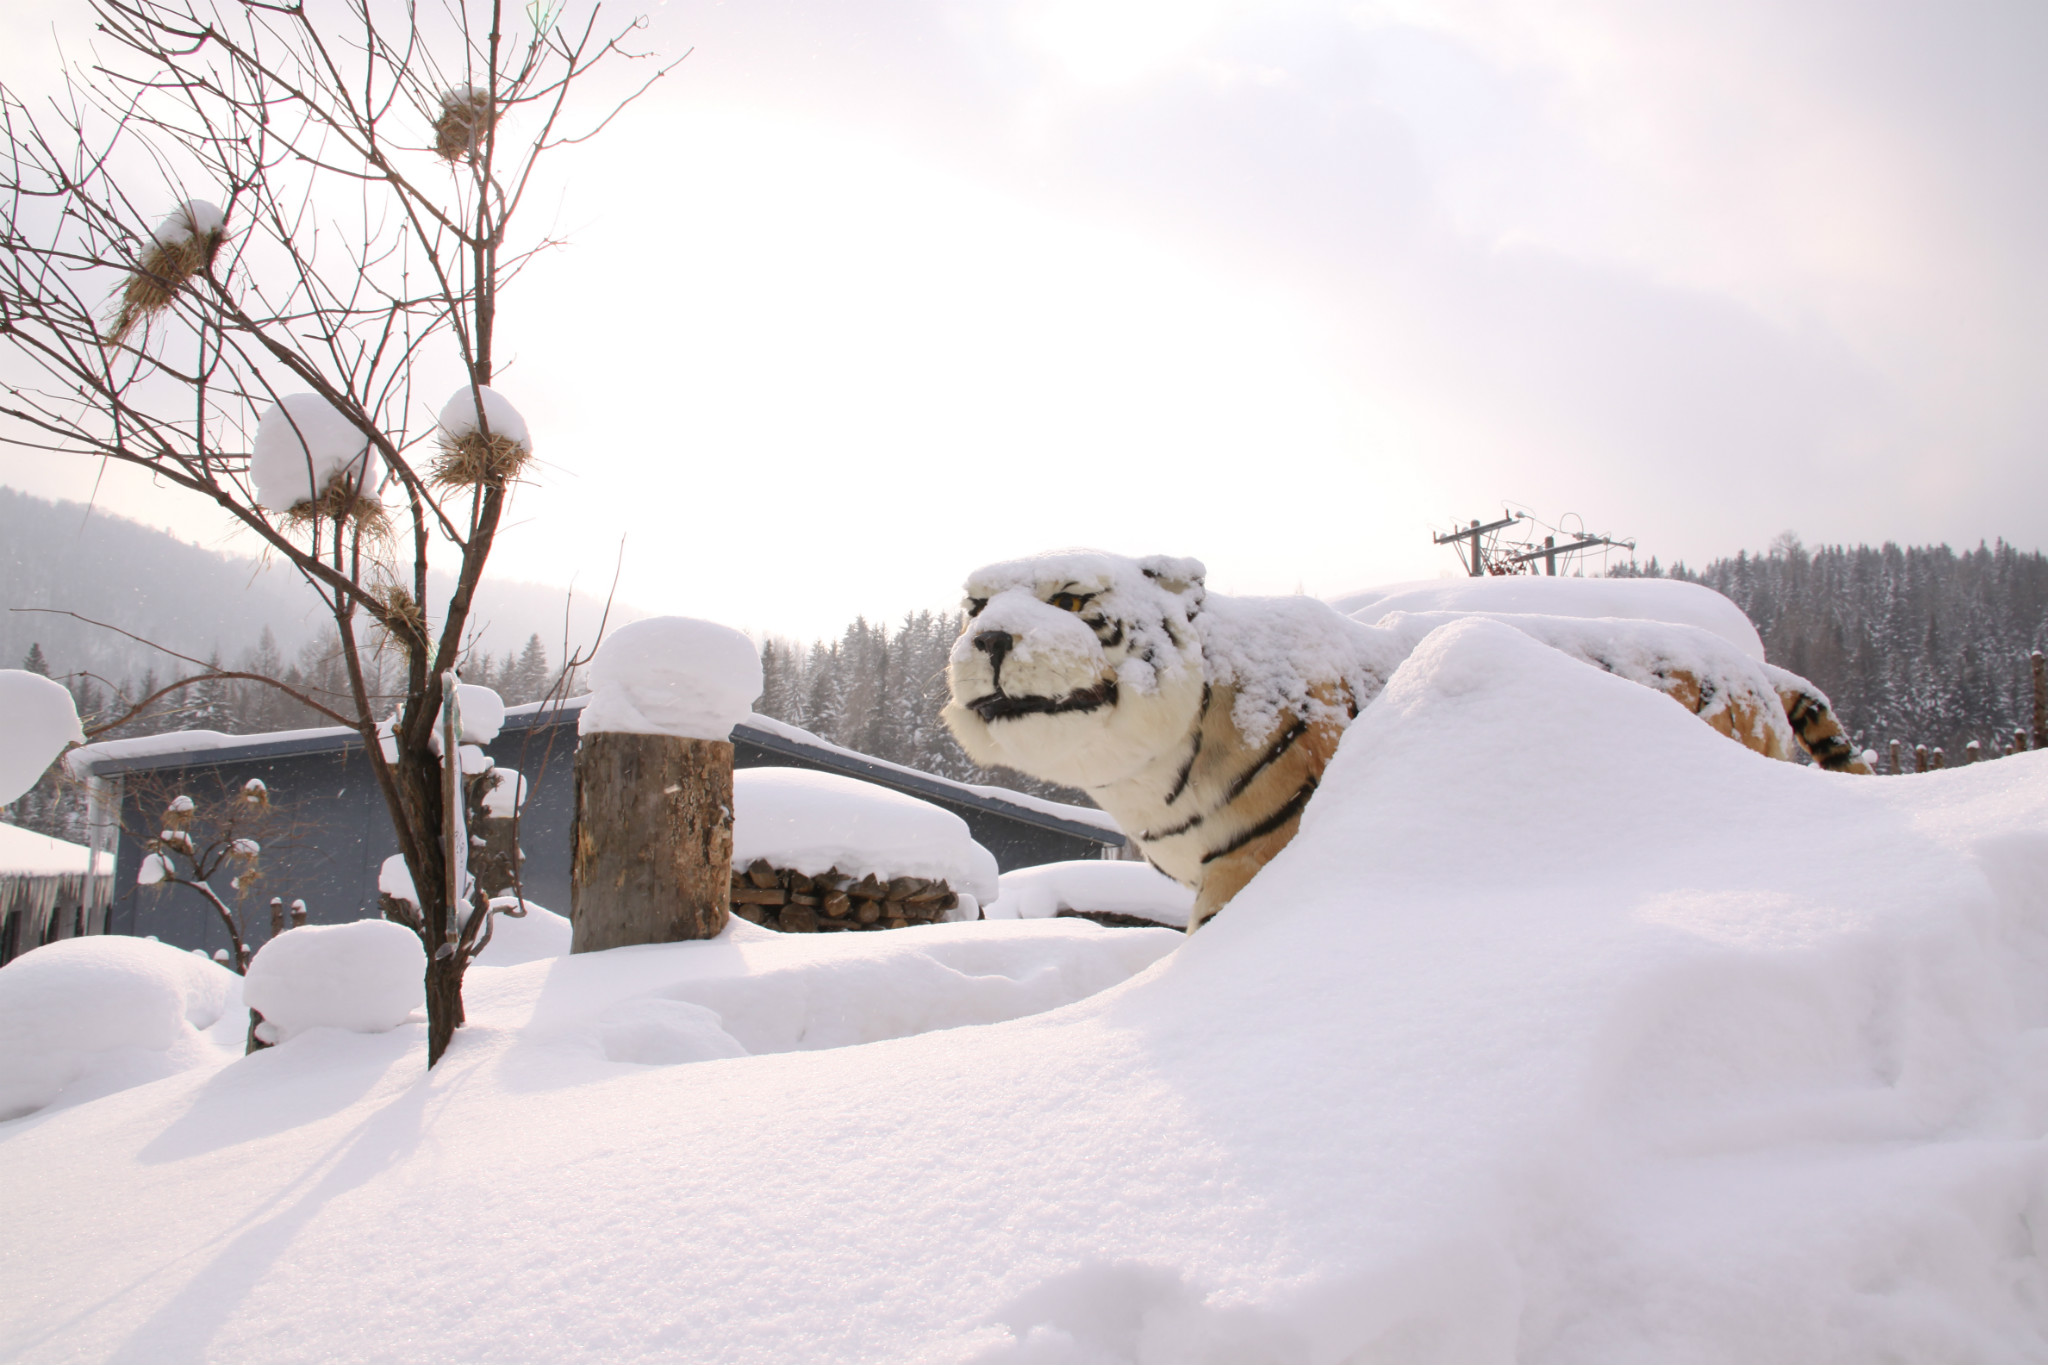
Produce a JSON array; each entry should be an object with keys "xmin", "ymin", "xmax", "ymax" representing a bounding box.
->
[{"xmin": 94, "ymin": 708, "xmax": 1122, "ymax": 957}]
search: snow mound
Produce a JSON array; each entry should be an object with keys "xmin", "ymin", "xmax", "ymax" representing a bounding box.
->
[
  {"xmin": 500, "ymin": 916, "xmax": 1179, "ymax": 1064},
  {"xmin": 242, "ymin": 920, "xmax": 424, "ymax": 1044},
  {"xmin": 733, "ymin": 766, "xmax": 1000, "ymax": 899},
  {"xmin": 151, "ymin": 198, "xmax": 224, "ymax": 245},
  {"xmin": 437, "ymin": 384, "xmax": 532, "ymax": 453},
  {"xmin": 1376, "ymin": 608, "xmax": 1799, "ymax": 754},
  {"xmin": 0, "ymin": 669, "xmax": 85, "ymax": 804},
  {"xmin": 984, "ymin": 860, "xmax": 1193, "ymax": 929},
  {"xmin": 473, "ymin": 900, "xmax": 572, "ymax": 966},
  {"xmin": 14, "ymin": 617, "xmax": 2048, "ymax": 1361},
  {"xmin": 1335, "ymin": 575, "xmax": 1765, "ymax": 660},
  {"xmin": 0, "ymin": 936, "xmax": 240, "ymax": 1121},
  {"xmin": 249, "ymin": 393, "xmax": 380, "ymax": 512},
  {"xmin": 579, "ymin": 616, "xmax": 763, "ymax": 741}
]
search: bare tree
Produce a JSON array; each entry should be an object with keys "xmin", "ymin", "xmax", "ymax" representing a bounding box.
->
[{"xmin": 0, "ymin": 0, "xmax": 673, "ymax": 1064}]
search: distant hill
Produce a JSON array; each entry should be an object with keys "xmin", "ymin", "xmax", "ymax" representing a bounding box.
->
[{"xmin": 0, "ymin": 487, "xmax": 641, "ymax": 691}]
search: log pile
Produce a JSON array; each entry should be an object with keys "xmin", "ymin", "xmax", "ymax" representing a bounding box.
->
[{"xmin": 728, "ymin": 859, "xmax": 960, "ymax": 932}]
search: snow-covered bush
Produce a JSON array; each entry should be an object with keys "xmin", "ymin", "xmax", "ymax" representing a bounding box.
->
[
  {"xmin": 242, "ymin": 920, "xmax": 425, "ymax": 1045},
  {"xmin": 0, "ymin": 936, "xmax": 241, "ymax": 1121},
  {"xmin": 0, "ymin": 669, "xmax": 84, "ymax": 804}
]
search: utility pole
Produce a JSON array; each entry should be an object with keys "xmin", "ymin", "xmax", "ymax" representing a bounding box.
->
[
  {"xmin": 1433, "ymin": 514, "xmax": 1520, "ymax": 577},
  {"xmin": 1434, "ymin": 511, "xmax": 1636, "ymax": 578}
]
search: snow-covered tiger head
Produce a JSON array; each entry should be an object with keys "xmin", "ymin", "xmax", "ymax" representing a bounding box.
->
[{"xmin": 942, "ymin": 552, "xmax": 1209, "ymax": 789}]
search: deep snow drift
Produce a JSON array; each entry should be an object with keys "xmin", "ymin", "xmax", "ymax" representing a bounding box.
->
[{"xmin": 7, "ymin": 617, "xmax": 2048, "ymax": 1362}]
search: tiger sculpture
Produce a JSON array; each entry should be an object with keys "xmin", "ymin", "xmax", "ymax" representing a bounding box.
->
[{"xmin": 941, "ymin": 552, "xmax": 1868, "ymax": 932}]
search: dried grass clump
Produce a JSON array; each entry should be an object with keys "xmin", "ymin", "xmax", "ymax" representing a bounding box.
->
[
  {"xmin": 431, "ymin": 428, "xmax": 530, "ymax": 488},
  {"xmin": 110, "ymin": 214, "xmax": 222, "ymax": 344},
  {"xmin": 375, "ymin": 583, "xmax": 429, "ymax": 644},
  {"xmin": 280, "ymin": 473, "xmax": 388, "ymax": 537},
  {"xmin": 433, "ymin": 87, "xmax": 496, "ymax": 163}
]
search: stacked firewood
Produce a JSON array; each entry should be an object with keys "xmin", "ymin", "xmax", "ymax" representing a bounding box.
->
[{"xmin": 728, "ymin": 859, "xmax": 961, "ymax": 933}]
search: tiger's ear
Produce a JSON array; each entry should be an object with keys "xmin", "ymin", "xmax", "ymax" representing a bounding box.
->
[{"xmin": 1139, "ymin": 556, "xmax": 1207, "ymax": 616}]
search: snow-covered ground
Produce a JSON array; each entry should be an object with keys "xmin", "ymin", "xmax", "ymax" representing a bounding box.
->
[{"xmin": 6, "ymin": 616, "xmax": 2048, "ymax": 1361}]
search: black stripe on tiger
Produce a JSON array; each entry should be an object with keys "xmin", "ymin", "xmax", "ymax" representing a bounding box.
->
[
  {"xmin": 1161, "ymin": 684, "xmax": 1212, "ymax": 808},
  {"xmin": 1201, "ymin": 777, "xmax": 1319, "ymax": 866},
  {"xmin": 1225, "ymin": 715, "xmax": 1308, "ymax": 804}
]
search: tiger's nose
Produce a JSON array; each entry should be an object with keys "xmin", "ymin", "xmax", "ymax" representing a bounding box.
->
[{"xmin": 974, "ymin": 631, "xmax": 1014, "ymax": 669}]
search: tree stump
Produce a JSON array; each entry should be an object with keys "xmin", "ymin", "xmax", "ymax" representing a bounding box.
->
[{"xmin": 571, "ymin": 732, "xmax": 733, "ymax": 951}]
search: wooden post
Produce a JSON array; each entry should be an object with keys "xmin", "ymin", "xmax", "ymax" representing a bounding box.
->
[
  {"xmin": 571, "ymin": 731, "xmax": 733, "ymax": 951},
  {"xmin": 2033, "ymin": 650, "xmax": 2046, "ymax": 751},
  {"xmin": 1914, "ymin": 744, "xmax": 1928, "ymax": 773},
  {"xmin": 1887, "ymin": 738, "xmax": 1902, "ymax": 774}
]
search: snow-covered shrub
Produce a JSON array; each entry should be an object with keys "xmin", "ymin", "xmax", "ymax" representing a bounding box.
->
[
  {"xmin": 242, "ymin": 920, "xmax": 425, "ymax": 1045},
  {"xmin": 0, "ymin": 669, "xmax": 84, "ymax": 805},
  {"xmin": 0, "ymin": 936, "xmax": 241, "ymax": 1120}
]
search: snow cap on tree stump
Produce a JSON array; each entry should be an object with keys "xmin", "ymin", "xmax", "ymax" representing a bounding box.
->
[
  {"xmin": 250, "ymin": 393, "xmax": 381, "ymax": 517},
  {"xmin": 579, "ymin": 618, "xmax": 762, "ymax": 742},
  {"xmin": 0, "ymin": 670, "xmax": 84, "ymax": 805},
  {"xmin": 434, "ymin": 385, "xmax": 532, "ymax": 488}
]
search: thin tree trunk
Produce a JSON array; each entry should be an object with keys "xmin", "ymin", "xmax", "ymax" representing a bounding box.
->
[{"xmin": 571, "ymin": 732, "xmax": 734, "ymax": 952}]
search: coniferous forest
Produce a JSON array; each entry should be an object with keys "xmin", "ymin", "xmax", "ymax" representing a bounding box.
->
[
  {"xmin": 11, "ymin": 538, "xmax": 2048, "ymax": 844},
  {"xmin": 1616, "ymin": 538, "xmax": 2048, "ymax": 761}
]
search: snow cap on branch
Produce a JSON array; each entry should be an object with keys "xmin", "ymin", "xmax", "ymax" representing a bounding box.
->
[
  {"xmin": 251, "ymin": 393, "xmax": 380, "ymax": 513},
  {"xmin": 151, "ymin": 199, "xmax": 225, "ymax": 246},
  {"xmin": 0, "ymin": 670, "xmax": 84, "ymax": 805},
  {"xmin": 426, "ymin": 683, "xmax": 504, "ymax": 754},
  {"xmin": 433, "ymin": 386, "xmax": 532, "ymax": 487},
  {"xmin": 436, "ymin": 385, "xmax": 531, "ymax": 452},
  {"xmin": 580, "ymin": 617, "xmax": 762, "ymax": 742}
]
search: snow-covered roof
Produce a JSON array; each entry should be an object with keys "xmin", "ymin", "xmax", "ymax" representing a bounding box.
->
[
  {"xmin": 0, "ymin": 823, "xmax": 111, "ymax": 877},
  {"xmin": 1331, "ymin": 576, "xmax": 1766, "ymax": 660},
  {"xmin": 63, "ymin": 702, "xmax": 1124, "ymax": 843}
]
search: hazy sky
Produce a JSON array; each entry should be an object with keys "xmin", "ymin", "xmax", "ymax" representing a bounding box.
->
[{"xmin": 4, "ymin": 0, "xmax": 2046, "ymax": 641}]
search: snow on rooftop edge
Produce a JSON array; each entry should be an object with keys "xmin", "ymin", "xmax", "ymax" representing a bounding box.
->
[{"xmin": 0, "ymin": 823, "xmax": 111, "ymax": 876}]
